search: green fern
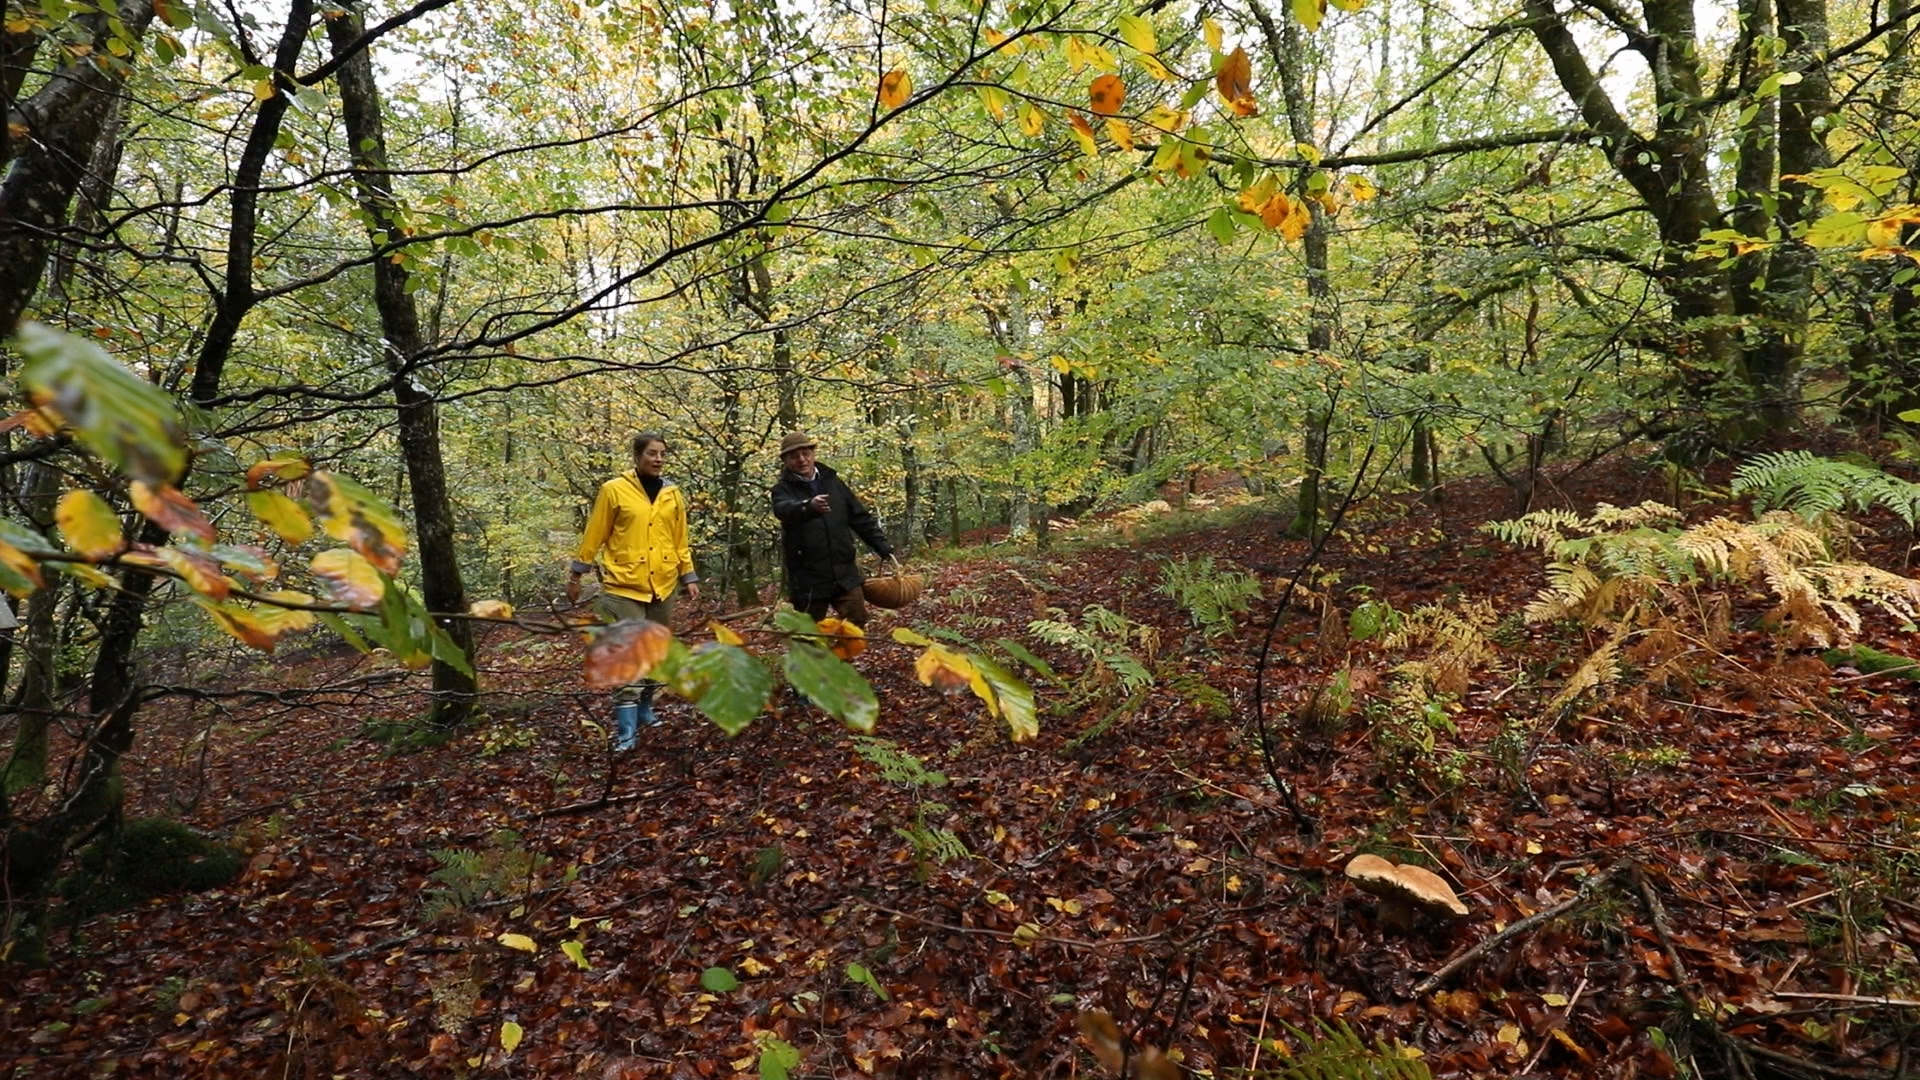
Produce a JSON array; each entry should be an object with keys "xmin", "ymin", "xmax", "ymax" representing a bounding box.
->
[
  {"xmin": 1028, "ymin": 605, "xmax": 1158, "ymax": 695},
  {"xmin": 1156, "ymin": 554, "xmax": 1264, "ymax": 636},
  {"xmin": 1266, "ymin": 1019, "xmax": 1433, "ymax": 1080},
  {"xmin": 852, "ymin": 737, "xmax": 949, "ymax": 789},
  {"xmin": 1732, "ymin": 450, "xmax": 1920, "ymax": 527}
]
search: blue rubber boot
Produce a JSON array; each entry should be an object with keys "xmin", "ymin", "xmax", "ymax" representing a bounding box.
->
[
  {"xmin": 638, "ymin": 687, "xmax": 662, "ymax": 727},
  {"xmin": 613, "ymin": 702, "xmax": 640, "ymax": 751}
]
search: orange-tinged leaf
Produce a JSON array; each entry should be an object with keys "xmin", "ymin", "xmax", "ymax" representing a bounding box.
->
[
  {"xmin": 878, "ymin": 69, "xmax": 912, "ymax": 110},
  {"xmin": 245, "ymin": 456, "xmax": 311, "ymax": 490},
  {"xmin": 306, "ymin": 471, "xmax": 407, "ymax": 574},
  {"xmin": 983, "ymin": 27, "xmax": 1010, "ymax": 49},
  {"xmin": 211, "ymin": 542, "xmax": 279, "ymax": 582},
  {"xmin": 817, "ymin": 616, "xmax": 867, "ymax": 660},
  {"xmin": 1088, "ymin": 73, "xmax": 1125, "ymax": 115},
  {"xmin": 469, "ymin": 599, "xmax": 515, "ymax": 619},
  {"xmin": 1261, "ymin": 192, "xmax": 1293, "ymax": 229},
  {"xmin": 585, "ymin": 618, "xmax": 673, "ymax": 689},
  {"xmin": 711, "ymin": 621, "xmax": 745, "ymax": 646},
  {"xmin": 310, "ymin": 548, "xmax": 384, "ymax": 610},
  {"xmin": 248, "ymin": 489, "xmax": 313, "ymax": 545},
  {"xmin": 1866, "ymin": 217, "xmax": 1904, "ymax": 248},
  {"xmin": 1216, "ymin": 46, "xmax": 1256, "ymax": 115},
  {"xmin": 1142, "ymin": 105, "xmax": 1187, "ymax": 133},
  {"xmin": 1020, "ymin": 102, "xmax": 1046, "ymax": 137},
  {"xmin": 198, "ymin": 599, "xmax": 276, "ymax": 649},
  {"xmin": 1280, "ymin": 195, "xmax": 1313, "ymax": 240},
  {"xmin": 131, "ymin": 481, "xmax": 215, "ymax": 542},
  {"xmin": 56, "ymin": 490, "xmax": 125, "ymax": 559},
  {"xmin": 158, "ymin": 545, "xmax": 231, "ymax": 600},
  {"xmin": 1239, "ymin": 174, "xmax": 1278, "ymax": 212},
  {"xmin": 1134, "ymin": 1047, "xmax": 1180, "ymax": 1080},
  {"xmin": 255, "ymin": 590, "xmax": 318, "ymax": 635},
  {"xmin": 1067, "ymin": 112, "xmax": 1099, "ymax": 156},
  {"xmin": 1105, "ymin": 118, "xmax": 1135, "ymax": 151}
]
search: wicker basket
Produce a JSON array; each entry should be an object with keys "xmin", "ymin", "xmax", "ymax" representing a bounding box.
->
[{"xmin": 863, "ymin": 559, "xmax": 923, "ymax": 609}]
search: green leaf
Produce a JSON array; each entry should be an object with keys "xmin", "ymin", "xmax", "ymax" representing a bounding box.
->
[
  {"xmin": 15, "ymin": 322, "xmax": 185, "ymax": 485},
  {"xmin": 500, "ymin": 1020, "xmax": 523, "ymax": 1052},
  {"xmin": 757, "ymin": 1035, "xmax": 801, "ymax": 1080},
  {"xmin": 993, "ymin": 637, "xmax": 1057, "ymax": 680},
  {"xmin": 1206, "ymin": 207, "xmax": 1235, "ymax": 245},
  {"xmin": 972, "ymin": 653, "xmax": 1038, "ymax": 742},
  {"xmin": 845, "ymin": 962, "xmax": 890, "ymax": 1000},
  {"xmin": 891, "ymin": 626, "xmax": 935, "ymax": 646},
  {"xmin": 679, "ymin": 642, "xmax": 773, "ymax": 736},
  {"xmin": 701, "ymin": 966, "xmax": 741, "ymax": 992},
  {"xmin": 1898, "ymin": 409, "xmax": 1920, "ymax": 423},
  {"xmin": 783, "ymin": 642, "xmax": 879, "ymax": 733},
  {"xmin": 1292, "ymin": 0, "xmax": 1326, "ymax": 31},
  {"xmin": 773, "ymin": 608, "xmax": 820, "ymax": 636},
  {"xmin": 560, "ymin": 940, "xmax": 591, "ymax": 970},
  {"xmin": 1178, "ymin": 78, "xmax": 1211, "ymax": 110}
]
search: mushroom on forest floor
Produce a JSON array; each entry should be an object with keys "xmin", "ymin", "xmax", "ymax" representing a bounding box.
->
[{"xmin": 1345, "ymin": 854, "xmax": 1469, "ymax": 931}]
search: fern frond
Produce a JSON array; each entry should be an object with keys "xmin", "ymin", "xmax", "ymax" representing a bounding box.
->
[
  {"xmin": 1733, "ymin": 450, "xmax": 1920, "ymax": 527},
  {"xmin": 1544, "ymin": 625, "xmax": 1626, "ymax": 715}
]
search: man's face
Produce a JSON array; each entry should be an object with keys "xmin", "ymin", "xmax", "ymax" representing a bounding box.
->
[
  {"xmin": 783, "ymin": 447, "xmax": 816, "ymax": 475},
  {"xmin": 635, "ymin": 440, "xmax": 668, "ymax": 478}
]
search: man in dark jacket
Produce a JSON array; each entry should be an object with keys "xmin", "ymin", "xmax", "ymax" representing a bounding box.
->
[{"xmin": 770, "ymin": 431, "xmax": 894, "ymax": 628}]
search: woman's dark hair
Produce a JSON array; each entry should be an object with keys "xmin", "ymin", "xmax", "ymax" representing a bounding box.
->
[{"xmin": 631, "ymin": 432, "xmax": 668, "ymax": 457}]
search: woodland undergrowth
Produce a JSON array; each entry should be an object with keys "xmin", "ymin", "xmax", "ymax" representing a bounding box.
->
[{"xmin": 4, "ymin": 451, "xmax": 1920, "ymax": 1080}]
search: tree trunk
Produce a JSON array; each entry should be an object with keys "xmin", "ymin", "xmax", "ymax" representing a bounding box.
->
[
  {"xmin": 0, "ymin": 0, "xmax": 156, "ymax": 331},
  {"xmin": 328, "ymin": 2, "xmax": 477, "ymax": 727}
]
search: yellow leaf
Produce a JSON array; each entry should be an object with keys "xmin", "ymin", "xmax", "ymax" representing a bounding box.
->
[
  {"xmin": 1542, "ymin": 993, "xmax": 1570, "ymax": 1007},
  {"xmin": 984, "ymin": 27, "xmax": 1011, "ymax": 50},
  {"xmin": 1116, "ymin": 14, "xmax": 1157, "ymax": 56},
  {"xmin": 1105, "ymin": 118, "xmax": 1135, "ymax": 152},
  {"xmin": 255, "ymin": 591, "xmax": 318, "ymax": 636},
  {"xmin": 499, "ymin": 1020, "xmax": 524, "ymax": 1053},
  {"xmin": 0, "ymin": 538, "xmax": 45, "ymax": 595},
  {"xmin": 1139, "ymin": 54, "xmax": 1174, "ymax": 81},
  {"xmin": 1496, "ymin": 1023, "xmax": 1522, "ymax": 1045},
  {"xmin": 252, "ymin": 78, "xmax": 275, "ymax": 102},
  {"xmin": 816, "ymin": 616, "xmax": 867, "ymax": 660},
  {"xmin": 497, "ymin": 932, "xmax": 537, "ymax": 953},
  {"xmin": 1011, "ymin": 922, "xmax": 1043, "ymax": 948},
  {"xmin": 196, "ymin": 599, "xmax": 277, "ymax": 649},
  {"xmin": 1330, "ymin": 0, "xmax": 1366, "ymax": 10},
  {"xmin": 57, "ymin": 490, "xmax": 125, "ymax": 560},
  {"xmin": 157, "ymin": 546, "xmax": 231, "ymax": 600},
  {"xmin": 915, "ymin": 644, "xmax": 978, "ymax": 694},
  {"xmin": 1239, "ymin": 174, "xmax": 1277, "ymax": 212},
  {"xmin": 1151, "ymin": 137, "xmax": 1182, "ymax": 172},
  {"xmin": 1088, "ymin": 73, "xmax": 1125, "ymax": 115},
  {"xmin": 878, "ymin": 68, "xmax": 912, "ymax": 110},
  {"xmin": 306, "ymin": 471, "xmax": 407, "ymax": 575},
  {"xmin": 976, "ymin": 84, "xmax": 1010, "ymax": 121},
  {"xmin": 1293, "ymin": 0, "xmax": 1326, "ymax": 31},
  {"xmin": 469, "ymin": 599, "xmax": 515, "ymax": 619},
  {"xmin": 247, "ymin": 490, "xmax": 313, "ymax": 545},
  {"xmin": 1866, "ymin": 217, "xmax": 1904, "ymax": 248},
  {"xmin": 1142, "ymin": 106, "xmax": 1188, "ymax": 133},
  {"xmin": 1203, "ymin": 17, "xmax": 1224, "ymax": 52},
  {"xmin": 1020, "ymin": 102, "xmax": 1046, "ymax": 137},
  {"xmin": 245, "ymin": 456, "xmax": 311, "ymax": 490},
  {"xmin": 1064, "ymin": 35, "xmax": 1088, "ymax": 73},
  {"xmin": 309, "ymin": 549, "xmax": 384, "ymax": 610},
  {"xmin": 1050, "ymin": 355, "xmax": 1073, "ymax": 374},
  {"xmin": 561, "ymin": 940, "xmax": 592, "ymax": 970},
  {"xmin": 1067, "ymin": 112, "xmax": 1099, "ymax": 156},
  {"xmin": 740, "ymin": 955, "xmax": 772, "ymax": 975},
  {"xmin": 1348, "ymin": 174, "xmax": 1377, "ymax": 202},
  {"xmin": 711, "ymin": 621, "xmax": 745, "ymax": 646}
]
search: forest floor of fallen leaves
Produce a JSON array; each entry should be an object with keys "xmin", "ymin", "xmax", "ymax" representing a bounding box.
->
[{"xmin": 6, "ymin": 448, "xmax": 1920, "ymax": 1080}]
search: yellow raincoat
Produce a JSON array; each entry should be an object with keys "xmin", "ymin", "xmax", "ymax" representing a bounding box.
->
[{"xmin": 572, "ymin": 472, "xmax": 697, "ymax": 603}]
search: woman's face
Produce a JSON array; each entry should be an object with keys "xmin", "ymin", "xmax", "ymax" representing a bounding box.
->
[{"xmin": 634, "ymin": 440, "xmax": 668, "ymax": 477}]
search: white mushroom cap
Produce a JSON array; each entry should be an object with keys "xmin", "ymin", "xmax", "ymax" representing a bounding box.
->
[{"xmin": 1344, "ymin": 854, "xmax": 1400, "ymax": 893}]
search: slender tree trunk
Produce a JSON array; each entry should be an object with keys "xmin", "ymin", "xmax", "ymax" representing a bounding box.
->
[{"xmin": 329, "ymin": 2, "xmax": 476, "ymax": 727}]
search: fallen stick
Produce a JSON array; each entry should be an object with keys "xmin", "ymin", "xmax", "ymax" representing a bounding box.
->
[{"xmin": 1412, "ymin": 867, "xmax": 1619, "ymax": 997}]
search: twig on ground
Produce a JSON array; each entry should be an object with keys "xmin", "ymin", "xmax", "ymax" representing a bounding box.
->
[
  {"xmin": 1413, "ymin": 867, "xmax": 1618, "ymax": 996},
  {"xmin": 1773, "ymin": 992, "xmax": 1920, "ymax": 1008}
]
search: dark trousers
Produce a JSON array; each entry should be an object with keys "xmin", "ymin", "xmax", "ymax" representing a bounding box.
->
[{"xmin": 801, "ymin": 586, "xmax": 869, "ymax": 630}]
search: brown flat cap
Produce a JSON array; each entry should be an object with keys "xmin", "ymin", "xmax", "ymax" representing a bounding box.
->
[{"xmin": 778, "ymin": 432, "xmax": 818, "ymax": 457}]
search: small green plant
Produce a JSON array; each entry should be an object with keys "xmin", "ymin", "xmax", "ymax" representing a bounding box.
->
[
  {"xmin": 1264, "ymin": 1018, "xmax": 1433, "ymax": 1079},
  {"xmin": 57, "ymin": 818, "xmax": 243, "ymax": 919},
  {"xmin": 478, "ymin": 716, "xmax": 538, "ymax": 757},
  {"xmin": 1155, "ymin": 554, "xmax": 1264, "ymax": 637},
  {"xmin": 421, "ymin": 829, "xmax": 549, "ymax": 922},
  {"xmin": 1028, "ymin": 604, "xmax": 1158, "ymax": 697},
  {"xmin": 852, "ymin": 737, "xmax": 969, "ymax": 872}
]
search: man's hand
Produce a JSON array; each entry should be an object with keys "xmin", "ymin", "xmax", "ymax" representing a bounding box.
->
[
  {"xmin": 809, "ymin": 493, "xmax": 830, "ymax": 514},
  {"xmin": 566, "ymin": 573, "xmax": 582, "ymax": 605},
  {"xmin": 685, "ymin": 581, "xmax": 701, "ymax": 604}
]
